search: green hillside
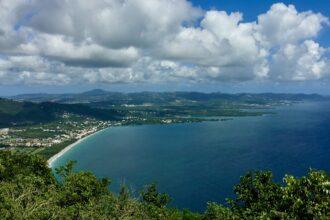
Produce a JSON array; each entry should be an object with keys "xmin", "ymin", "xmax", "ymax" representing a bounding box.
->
[{"xmin": 0, "ymin": 98, "xmax": 122, "ymax": 128}]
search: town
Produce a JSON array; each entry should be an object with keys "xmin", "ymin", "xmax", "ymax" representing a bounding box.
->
[{"xmin": 0, "ymin": 111, "xmax": 219, "ymax": 153}]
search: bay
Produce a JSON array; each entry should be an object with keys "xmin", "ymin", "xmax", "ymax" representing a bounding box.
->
[{"xmin": 52, "ymin": 101, "xmax": 330, "ymax": 211}]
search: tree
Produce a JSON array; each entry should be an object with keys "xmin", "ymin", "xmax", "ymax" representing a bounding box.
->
[
  {"xmin": 0, "ymin": 151, "xmax": 329, "ymax": 219},
  {"xmin": 141, "ymin": 183, "xmax": 171, "ymax": 208},
  {"xmin": 203, "ymin": 170, "xmax": 330, "ymax": 219}
]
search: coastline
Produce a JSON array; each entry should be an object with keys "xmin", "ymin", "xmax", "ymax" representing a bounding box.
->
[{"xmin": 47, "ymin": 128, "xmax": 108, "ymax": 167}]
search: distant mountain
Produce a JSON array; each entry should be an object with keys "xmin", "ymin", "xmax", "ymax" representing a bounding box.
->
[
  {"xmin": 81, "ymin": 89, "xmax": 110, "ymax": 96},
  {"xmin": 0, "ymin": 98, "xmax": 122, "ymax": 128},
  {"xmin": 11, "ymin": 90, "xmax": 328, "ymax": 106}
]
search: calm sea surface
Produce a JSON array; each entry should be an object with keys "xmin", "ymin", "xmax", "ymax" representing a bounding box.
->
[{"xmin": 52, "ymin": 101, "xmax": 330, "ymax": 211}]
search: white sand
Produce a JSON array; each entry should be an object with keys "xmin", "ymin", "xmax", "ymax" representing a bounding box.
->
[{"xmin": 47, "ymin": 128, "xmax": 107, "ymax": 167}]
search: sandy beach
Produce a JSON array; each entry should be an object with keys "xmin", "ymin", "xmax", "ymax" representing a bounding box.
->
[{"xmin": 47, "ymin": 128, "xmax": 107, "ymax": 167}]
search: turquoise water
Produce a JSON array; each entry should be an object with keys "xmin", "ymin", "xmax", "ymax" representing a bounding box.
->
[{"xmin": 52, "ymin": 101, "xmax": 330, "ymax": 211}]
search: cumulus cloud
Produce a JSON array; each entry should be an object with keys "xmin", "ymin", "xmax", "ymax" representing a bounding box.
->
[
  {"xmin": 159, "ymin": 10, "xmax": 269, "ymax": 81},
  {"xmin": 0, "ymin": 0, "xmax": 27, "ymax": 51},
  {"xmin": 256, "ymin": 3, "xmax": 329, "ymax": 46},
  {"xmin": 0, "ymin": 1, "xmax": 328, "ymax": 86},
  {"xmin": 20, "ymin": 33, "xmax": 140, "ymax": 68},
  {"xmin": 270, "ymin": 40, "xmax": 328, "ymax": 81},
  {"xmin": 25, "ymin": 0, "xmax": 201, "ymax": 48}
]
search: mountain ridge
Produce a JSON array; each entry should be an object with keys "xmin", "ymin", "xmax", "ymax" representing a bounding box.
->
[{"xmin": 10, "ymin": 90, "xmax": 328, "ymax": 104}]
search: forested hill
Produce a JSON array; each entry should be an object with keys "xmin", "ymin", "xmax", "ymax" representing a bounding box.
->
[{"xmin": 0, "ymin": 98, "xmax": 122, "ymax": 127}]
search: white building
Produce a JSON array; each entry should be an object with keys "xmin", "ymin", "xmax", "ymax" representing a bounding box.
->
[
  {"xmin": 0, "ymin": 128, "xmax": 9, "ymax": 135},
  {"xmin": 52, "ymin": 139, "xmax": 61, "ymax": 144}
]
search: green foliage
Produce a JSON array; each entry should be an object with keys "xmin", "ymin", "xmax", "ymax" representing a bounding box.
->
[
  {"xmin": 204, "ymin": 170, "xmax": 330, "ymax": 219},
  {"xmin": 55, "ymin": 160, "xmax": 76, "ymax": 179},
  {"xmin": 228, "ymin": 171, "xmax": 283, "ymax": 217},
  {"xmin": 141, "ymin": 183, "xmax": 171, "ymax": 208},
  {"xmin": 281, "ymin": 171, "xmax": 330, "ymax": 219},
  {"xmin": 0, "ymin": 151, "xmax": 329, "ymax": 219},
  {"xmin": 203, "ymin": 202, "xmax": 239, "ymax": 220},
  {"xmin": 0, "ymin": 150, "xmax": 54, "ymax": 184}
]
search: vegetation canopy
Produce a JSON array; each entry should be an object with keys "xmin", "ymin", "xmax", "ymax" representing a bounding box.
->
[{"xmin": 0, "ymin": 151, "xmax": 329, "ymax": 219}]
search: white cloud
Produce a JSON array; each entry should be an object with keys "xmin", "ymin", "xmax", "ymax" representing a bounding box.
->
[
  {"xmin": 255, "ymin": 3, "xmax": 329, "ymax": 82},
  {"xmin": 0, "ymin": 1, "xmax": 328, "ymax": 86},
  {"xmin": 159, "ymin": 10, "xmax": 269, "ymax": 81},
  {"xmin": 256, "ymin": 3, "xmax": 329, "ymax": 46},
  {"xmin": 270, "ymin": 40, "xmax": 328, "ymax": 81},
  {"xmin": 19, "ymin": 33, "xmax": 140, "ymax": 67},
  {"xmin": 25, "ymin": 0, "xmax": 202, "ymax": 49},
  {"xmin": 0, "ymin": 0, "xmax": 26, "ymax": 51}
]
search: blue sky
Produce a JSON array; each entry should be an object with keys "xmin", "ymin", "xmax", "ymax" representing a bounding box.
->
[
  {"xmin": 190, "ymin": 0, "xmax": 330, "ymax": 46},
  {"xmin": 0, "ymin": 0, "xmax": 329, "ymax": 96}
]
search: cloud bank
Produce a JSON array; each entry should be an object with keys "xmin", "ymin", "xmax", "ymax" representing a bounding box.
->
[{"xmin": 0, "ymin": 0, "xmax": 329, "ymax": 86}]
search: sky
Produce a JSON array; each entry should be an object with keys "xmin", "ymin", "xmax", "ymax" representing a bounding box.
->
[{"xmin": 0, "ymin": 0, "xmax": 329, "ymax": 96}]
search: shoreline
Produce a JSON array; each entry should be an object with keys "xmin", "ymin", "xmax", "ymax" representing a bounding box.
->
[{"xmin": 47, "ymin": 128, "xmax": 108, "ymax": 167}]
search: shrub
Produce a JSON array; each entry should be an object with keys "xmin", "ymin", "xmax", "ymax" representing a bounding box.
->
[{"xmin": 0, "ymin": 151, "xmax": 329, "ymax": 219}]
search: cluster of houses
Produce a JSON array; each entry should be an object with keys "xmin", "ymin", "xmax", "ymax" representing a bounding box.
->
[
  {"xmin": 0, "ymin": 128, "xmax": 9, "ymax": 135},
  {"xmin": 0, "ymin": 118, "xmax": 115, "ymax": 148}
]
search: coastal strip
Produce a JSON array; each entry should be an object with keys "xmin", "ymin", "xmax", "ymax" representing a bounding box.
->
[{"xmin": 47, "ymin": 128, "xmax": 108, "ymax": 167}]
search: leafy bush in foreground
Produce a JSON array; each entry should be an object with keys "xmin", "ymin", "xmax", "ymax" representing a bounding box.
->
[{"xmin": 0, "ymin": 151, "xmax": 329, "ymax": 219}]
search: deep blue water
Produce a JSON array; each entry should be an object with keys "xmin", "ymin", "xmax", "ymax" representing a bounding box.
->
[{"xmin": 52, "ymin": 101, "xmax": 330, "ymax": 211}]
